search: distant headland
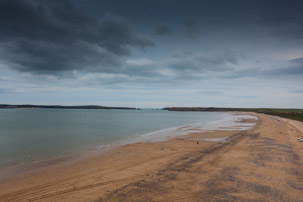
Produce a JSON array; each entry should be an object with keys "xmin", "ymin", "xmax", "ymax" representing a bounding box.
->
[
  {"xmin": 163, "ymin": 107, "xmax": 303, "ymax": 122},
  {"xmin": 0, "ymin": 104, "xmax": 137, "ymax": 110}
]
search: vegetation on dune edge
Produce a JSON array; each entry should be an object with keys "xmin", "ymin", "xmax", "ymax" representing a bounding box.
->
[{"xmin": 163, "ymin": 107, "xmax": 303, "ymax": 122}]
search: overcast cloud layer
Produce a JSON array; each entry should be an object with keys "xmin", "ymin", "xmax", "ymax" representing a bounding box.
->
[{"xmin": 0, "ymin": 0, "xmax": 302, "ymax": 108}]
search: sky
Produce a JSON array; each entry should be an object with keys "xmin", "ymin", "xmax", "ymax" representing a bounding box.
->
[{"xmin": 0, "ymin": 0, "xmax": 302, "ymax": 108}]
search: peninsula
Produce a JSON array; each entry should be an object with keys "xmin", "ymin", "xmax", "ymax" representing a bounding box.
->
[{"xmin": 0, "ymin": 104, "xmax": 137, "ymax": 110}]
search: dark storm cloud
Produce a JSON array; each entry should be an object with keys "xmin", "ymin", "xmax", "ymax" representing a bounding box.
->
[
  {"xmin": 76, "ymin": 0, "xmax": 303, "ymax": 39},
  {"xmin": 289, "ymin": 57, "xmax": 303, "ymax": 64},
  {"xmin": 283, "ymin": 57, "xmax": 303, "ymax": 74},
  {"xmin": 258, "ymin": 14, "xmax": 302, "ymax": 26},
  {"xmin": 184, "ymin": 19, "xmax": 199, "ymax": 39},
  {"xmin": 265, "ymin": 57, "xmax": 303, "ymax": 76},
  {"xmin": 0, "ymin": 0, "xmax": 153, "ymax": 74},
  {"xmin": 258, "ymin": 14, "xmax": 303, "ymax": 39},
  {"xmin": 1, "ymin": 0, "xmax": 303, "ymax": 80},
  {"xmin": 155, "ymin": 24, "xmax": 173, "ymax": 36},
  {"xmin": 169, "ymin": 50, "xmax": 239, "ymax": 73},
  {"xmin": 226, "ymin": 56, "xmax": 303, "ymax": 79},
  {"xmin": 116, "ymin": 50, "xmax": 242, "ymax": 81}
]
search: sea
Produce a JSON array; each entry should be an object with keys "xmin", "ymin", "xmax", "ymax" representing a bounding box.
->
[{"xmin": 0, "ymin": 109, "xmax": 256, "ymax": 171}]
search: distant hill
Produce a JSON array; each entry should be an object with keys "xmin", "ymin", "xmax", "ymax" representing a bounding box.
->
[{"xmin": 0, "ymin": 104, "xmax": 137, "ymax": 110}]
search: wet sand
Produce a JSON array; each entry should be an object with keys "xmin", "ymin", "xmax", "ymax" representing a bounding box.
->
[{"xmin": 0, "ymin": 113, "xmax": 303, "ymax": 201}]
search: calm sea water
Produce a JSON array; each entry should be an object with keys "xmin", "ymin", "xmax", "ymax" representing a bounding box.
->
[{"xmin": 0, "ymin": 109, "xmax": 231, "ymax": 168}]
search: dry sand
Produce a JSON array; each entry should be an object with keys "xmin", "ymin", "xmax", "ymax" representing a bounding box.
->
[{"xmin": 0, "ymin": 113, "xmax": 303, "ymax": 201}]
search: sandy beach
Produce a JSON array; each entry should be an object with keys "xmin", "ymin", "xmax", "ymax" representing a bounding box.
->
[{"xmin": 0, "ymin": 112, "xmax": 303, "ymax": 201}]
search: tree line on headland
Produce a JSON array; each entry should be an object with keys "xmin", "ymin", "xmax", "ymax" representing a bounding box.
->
[
  {"xmin": 163, "ymin": 107, "xmax": 303, "ymax": 122},
  {"xmin": 0, "ymin": 104, "xmax": 137, "ymax": 110}
]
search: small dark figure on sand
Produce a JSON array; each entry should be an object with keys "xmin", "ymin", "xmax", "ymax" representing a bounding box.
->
[{"xmin": 197, "ymin": 141, "xmax": 199, "ymax": 144}]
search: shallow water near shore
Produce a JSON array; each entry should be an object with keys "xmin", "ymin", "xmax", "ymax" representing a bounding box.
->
[{"xmin": 0, "ymin": 109, "xmax": 255, "ymax": 171}]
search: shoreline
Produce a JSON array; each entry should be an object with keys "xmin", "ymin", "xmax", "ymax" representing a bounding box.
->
[
  {"xmin": 0, "ymin": 109, "xmax": 233, "ymax": 171},
  {"xmin": 0, "ymin": 112, "xmax": 256, "ymax": 181},
  {"xmin": 1, "ymin": 112, "xmax": 303, "ymax": 201}
]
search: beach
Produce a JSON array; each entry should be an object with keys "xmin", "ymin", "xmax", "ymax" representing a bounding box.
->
[{"xmin": 0, "ymin": 112, "xmax": 303, "ymax": 201}]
